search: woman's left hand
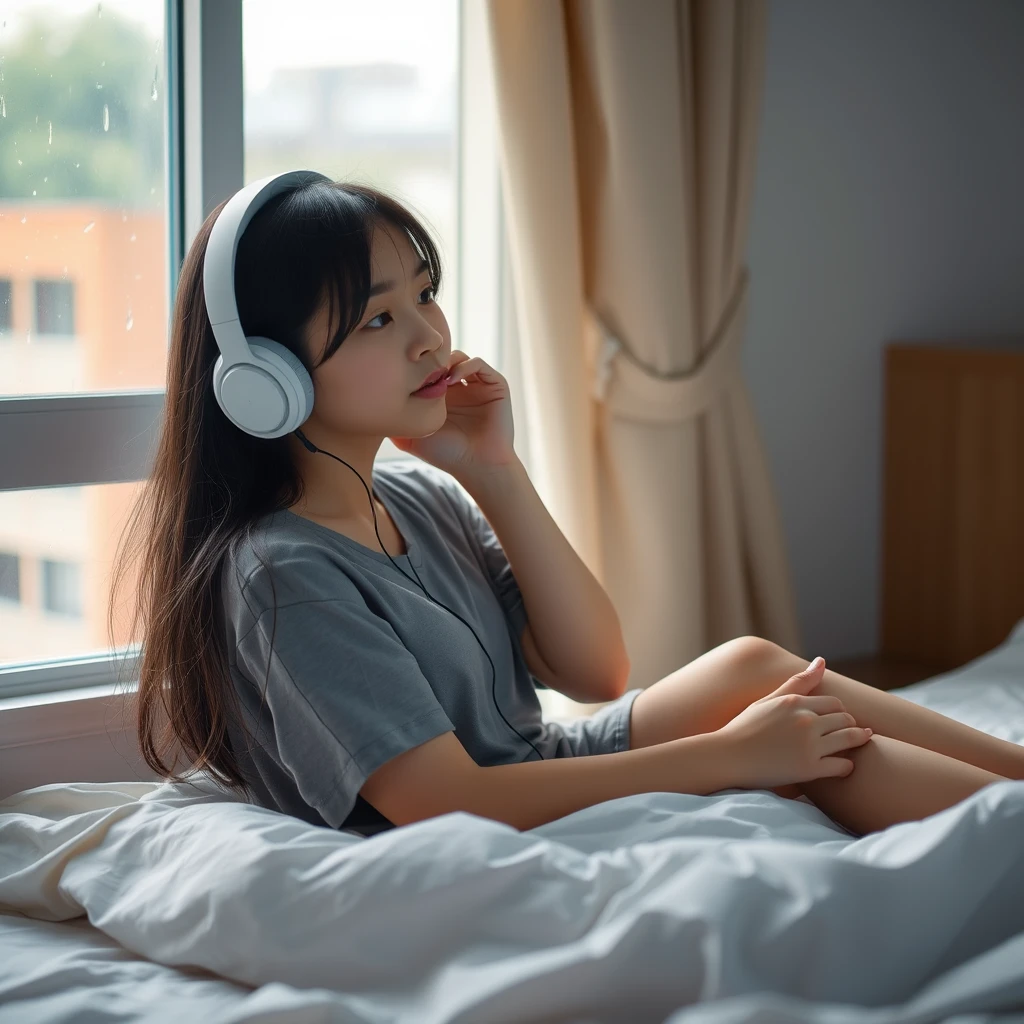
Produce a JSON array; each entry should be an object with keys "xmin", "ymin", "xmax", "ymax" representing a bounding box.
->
[{"xmin": 389, "ymin": 351, "xmax": 517, "ymax": 476}]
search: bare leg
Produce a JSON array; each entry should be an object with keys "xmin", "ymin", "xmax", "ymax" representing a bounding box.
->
[
  {"xmin": 629, "ymin": 637, "xmax": 1024, "ymax": 780},
  {"xmin": 798, "ymin": 732, "xmax": 1006, "ymax": 836},
  {"xmin": 628, "ymin": 636, "xmax": 1020, "ymax": 831},
  {"xmin": 763, "ymin": 647, "xmax": 1024, "ymax": 781}
]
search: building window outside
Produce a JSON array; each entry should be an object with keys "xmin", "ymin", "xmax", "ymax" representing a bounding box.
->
[
  {"xmin": 34, "ymin": 280, "xmax": 76, "ymax": 337},
  {"xmin": 0, "ymin": 551, "xmax": 19, "ymax": 603},
  {"xmin": 40, "ymin": 558, "xmax": 83, "ymax": 618},
  {"xmin": 0, "ymin": 280, "xmax": 11, "ymax": 335}
]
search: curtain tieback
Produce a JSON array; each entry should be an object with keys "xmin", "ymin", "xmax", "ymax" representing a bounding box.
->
[{"xmin": 592, "ymin": 270, "xmax": 750, "ymax": 424}]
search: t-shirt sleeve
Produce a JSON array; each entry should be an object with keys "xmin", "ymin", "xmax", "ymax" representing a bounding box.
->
[{"xmin": 233, "ymin": 560, "xmax": 455, "ymax": 829}]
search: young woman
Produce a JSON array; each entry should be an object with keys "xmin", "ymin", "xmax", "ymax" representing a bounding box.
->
[{"xmin": 112, "ymin": 174, "xmax": 1024, "ymax": 840}]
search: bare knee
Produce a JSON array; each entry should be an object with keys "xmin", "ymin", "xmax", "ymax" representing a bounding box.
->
[
  {"xmin": 710, "ymin": 636, "xmax": 796, "ymax": 702},
  {"xmin": 717, "ymin": 635, "xmax": 788, "ymax": 675}
]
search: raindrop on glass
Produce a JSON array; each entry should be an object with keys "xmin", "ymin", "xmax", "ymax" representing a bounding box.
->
[
  {"xmin": 103, "ymin": 104, "xmax": 109, "ymax": 131},
  {"xmin": 129, "ymin": 233, "xmax": 136, "ymax": 242},
  {"xmin": 16, "ymin": 158, "xmax": 21, "ymax": 165},
  {"xmin": 31, "ymin": 190, "xmax": 36, "ymax": 196},
  {"xmin": 75, "ymin": 162, "xmax": 80, "ymax": 168},
  {"xmin": 125, "ymin": 310, "xmax": 133, "ymax": 331},
  {"xmin": 20, "ymin": 216, "xmax": 26, "ymax": 224},
  {"xmin": 48, "ymin": 121, "xmax": 52, "ymax": 145},
  {"xmin": 84, "ymin": 221, "xmax": 96, "ymax": 233},
  {"xmin": 96, "ymin": 82, "xmax": 103, "ymax": 90},
  {"xmin": 97, "ymin": 2, "xmax": 102, "ymax": 16},
  {"xmin": 151, "ymin": 69, "xmax": 158, "ymax": 101},
  {"xmin": 1, "ymin": 96, "xmax": 5, "ymax": 118}
]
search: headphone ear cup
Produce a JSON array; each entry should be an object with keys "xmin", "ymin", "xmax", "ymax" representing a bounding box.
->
[
  {"xmin": 212, "ymin": 337, "xmax": 314, "ymax": 438},
  {"xmin": 248, "ymin": 338, "xmax": 315, "ymax": 434}
]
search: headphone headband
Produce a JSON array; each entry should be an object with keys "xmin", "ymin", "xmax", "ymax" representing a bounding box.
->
[{"xmin": 203, "ymin": 170, "xmax": 329, "ymax": 438}]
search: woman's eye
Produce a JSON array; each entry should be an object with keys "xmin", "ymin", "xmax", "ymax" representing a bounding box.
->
[{"xmin": 364, "ymin": 284, "xmax": 436, "ymax": 327}]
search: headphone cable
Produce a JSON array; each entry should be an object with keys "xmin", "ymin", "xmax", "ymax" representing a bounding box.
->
[{"xmin": 294, "ymin": 429, "xmax": 545, "ymax": 762}]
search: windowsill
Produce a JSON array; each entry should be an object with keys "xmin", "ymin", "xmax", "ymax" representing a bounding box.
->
[
  {"xmin": 0, "ymin": 680, "xmax": 125, "ymax": 713},
  {"xmin": 0, "ymin": 681, "xmax": 134, "ymax": 751}
]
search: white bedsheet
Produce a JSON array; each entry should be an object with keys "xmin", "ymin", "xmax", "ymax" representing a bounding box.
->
[{"xmin": 1, "ymin": 620, "xmax": 1023, "ymax": 1024}]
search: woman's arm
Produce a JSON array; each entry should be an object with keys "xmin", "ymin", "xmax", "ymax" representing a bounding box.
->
[
  {"xmin": 361, "ymin": 728, "xmax": 739, "ymax": 832},
  {"xmin": 454, "ymin": 457, "xmax": 630, "ymax": 703}
]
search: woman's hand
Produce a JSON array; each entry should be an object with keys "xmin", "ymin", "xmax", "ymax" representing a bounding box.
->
[
  {"xmin": 716, "ymin": 657, "xmax": 873, "ymax": 790},
  {"xmin": 390, "ymin": 351, "xmax": 517, "ymax": 476}
]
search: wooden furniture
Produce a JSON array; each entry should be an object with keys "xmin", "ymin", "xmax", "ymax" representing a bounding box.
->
[{"xmin": 834, "ymin": 342, "xmax": 1024, "ymax": 690}]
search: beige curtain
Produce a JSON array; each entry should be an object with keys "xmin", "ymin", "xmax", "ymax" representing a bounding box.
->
[{"xmin": 486, "ymin": 0, "xmax": 802, "ymax": 691}]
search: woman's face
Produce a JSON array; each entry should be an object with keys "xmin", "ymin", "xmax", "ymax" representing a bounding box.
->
[{"xmin": 301, "ymin": 222, "xmax": 451, "ymax": 441}]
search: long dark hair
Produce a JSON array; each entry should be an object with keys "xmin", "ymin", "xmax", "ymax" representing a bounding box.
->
[{"xmin": 109, "ymin": 178, "xmax": 443, "ymax": 789}]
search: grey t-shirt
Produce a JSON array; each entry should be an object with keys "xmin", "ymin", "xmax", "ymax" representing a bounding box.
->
[{"xmin": 219, "ymin": 459, "xmax": 573, "ymax": 837}]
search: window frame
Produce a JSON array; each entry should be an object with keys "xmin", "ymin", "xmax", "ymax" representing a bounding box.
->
[{"xmin": 0, "ymin": 0, "xmax": 515, "ymax": 703}]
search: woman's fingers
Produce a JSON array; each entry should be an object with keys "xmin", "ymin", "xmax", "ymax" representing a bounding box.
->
[
  {"xmin": 445, "ymin": 352, "xmax": 478, "ymax": 381},
  {"xmin": 796, "ymin": 695, "xmax": 847, "ymax": 715},
  {"xmin": 816, "ymin": 711, "xmax": 857, "ymax": 735},
  {"xmin": 821, "ymin": 725, "xmax": 873, "ymax": 755},
  {"xmin": 817, "ymin": 756, "xmax": 855, "ymax": 778}
]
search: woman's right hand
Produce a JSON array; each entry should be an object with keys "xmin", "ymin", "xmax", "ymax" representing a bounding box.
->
[{"xmin": 716, "ymin": 657, "xmax": 873, "ymax": 790}]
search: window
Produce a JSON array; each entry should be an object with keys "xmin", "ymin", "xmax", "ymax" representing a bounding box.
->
[
  {"xmin": 0, "ymin": 0, "xmax": 168, "ymax": 395},
  {"xmin": 34, "ymin": 280, "xmax": 76, "ymax": 337},
  {"xmin": 243, "ymin": 0, "xmax": 460, "ymax": 341},
  {"xmin": 0, "ymin": 281, "xmax": 11, "ymax": 334},
  {"xmin": 242, "ymin": 0, "xmax": 471, "ymax": 462},
  {"xmin": 0, "ymin": 552, "xmax": 19, "ymax": 603},
  {"xmin": 0, "ymin": 482, "xmax": 144, "ymax": 667},
  {"xmin": 40, "ymin": 559, "xmax": 84, "ymax": 618},
  {"xmin": 0, "ymin": 0, "xmax": 507, "ymax": 699}
]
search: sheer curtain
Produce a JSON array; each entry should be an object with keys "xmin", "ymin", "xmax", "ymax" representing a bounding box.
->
[{"xmin": 486, "ymin": 0, "xmax": 801, "ymax": 694}]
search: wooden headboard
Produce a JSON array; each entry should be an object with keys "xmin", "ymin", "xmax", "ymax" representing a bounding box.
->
[{"xmin": 881, "ymin": 343, "xmax": 1024, "ymax": 673}]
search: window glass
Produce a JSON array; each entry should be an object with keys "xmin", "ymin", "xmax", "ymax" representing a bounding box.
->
[
  {"xmin": 0, "ymin": 1, "xmax": 168, "ymax": 396},
  {"xmin": 0, "ymin": 551, "xmax": 19, "ymax": 603},
  {"xmin": 242, "ymin": 0, "xmax": 460, "ymax": 346},
  {"xmin": 0, "ymin": 482, "xmax": 144, "ymax": 668},
  {"xmin": 34, "ymin": 279, "xmax": 76, "ymax": 336},
  {"xmin": 0, "ymin": 281, "xmax": 12, "ymax": 333}
]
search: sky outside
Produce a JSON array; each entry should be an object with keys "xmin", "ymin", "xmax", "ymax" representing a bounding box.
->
[{"xmin": 0, "ymin": 0, "xmax": 457, "ymax": 91}]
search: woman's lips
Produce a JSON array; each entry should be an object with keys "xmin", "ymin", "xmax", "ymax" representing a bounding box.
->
[{"xmin": 411, "ymin": 375, "xmax": 450, "ymax": 398}]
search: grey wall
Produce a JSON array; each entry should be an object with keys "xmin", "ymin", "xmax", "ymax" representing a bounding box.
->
[{"xmin": 744, "ymin": 0, "xmax": 1024, "ymax": 660}]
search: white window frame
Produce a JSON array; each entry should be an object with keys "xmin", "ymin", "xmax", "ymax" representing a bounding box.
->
[{"xmin": 0, "ymin": 0, "xmax": 516, "ymax": 707}]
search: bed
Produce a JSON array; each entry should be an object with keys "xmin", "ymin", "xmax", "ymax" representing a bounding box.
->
[
  {"xmin": 1, "ymin": 618, "xmax": 1023, "ymax": 1024},
  {"xmin": 3, "ymin": 341, "xmax": 1023, "ymax": 1023}
]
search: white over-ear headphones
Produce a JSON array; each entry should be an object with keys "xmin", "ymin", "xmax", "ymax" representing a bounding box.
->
[{"xmin": 203, "ymin": 169, "xmax": 331, "ymax": 438}]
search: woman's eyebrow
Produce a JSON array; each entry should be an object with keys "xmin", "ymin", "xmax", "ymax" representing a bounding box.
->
[{"xmin": 368, "ymin": 258, "xmax": 430, "ymax": 297}]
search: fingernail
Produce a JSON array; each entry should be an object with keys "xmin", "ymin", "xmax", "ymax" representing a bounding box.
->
[
  {"xmin": 865, "ymin": 728, "xmax": 873, "ymax": 735},
  {"xmin": 807, "ymin": 656, "xmax": 822, "ymax": 671}
]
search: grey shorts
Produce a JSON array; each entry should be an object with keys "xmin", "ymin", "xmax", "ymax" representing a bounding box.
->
[{"xmin": 546, "ymin": 686, "xmax": 645, "ymax": 757}]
